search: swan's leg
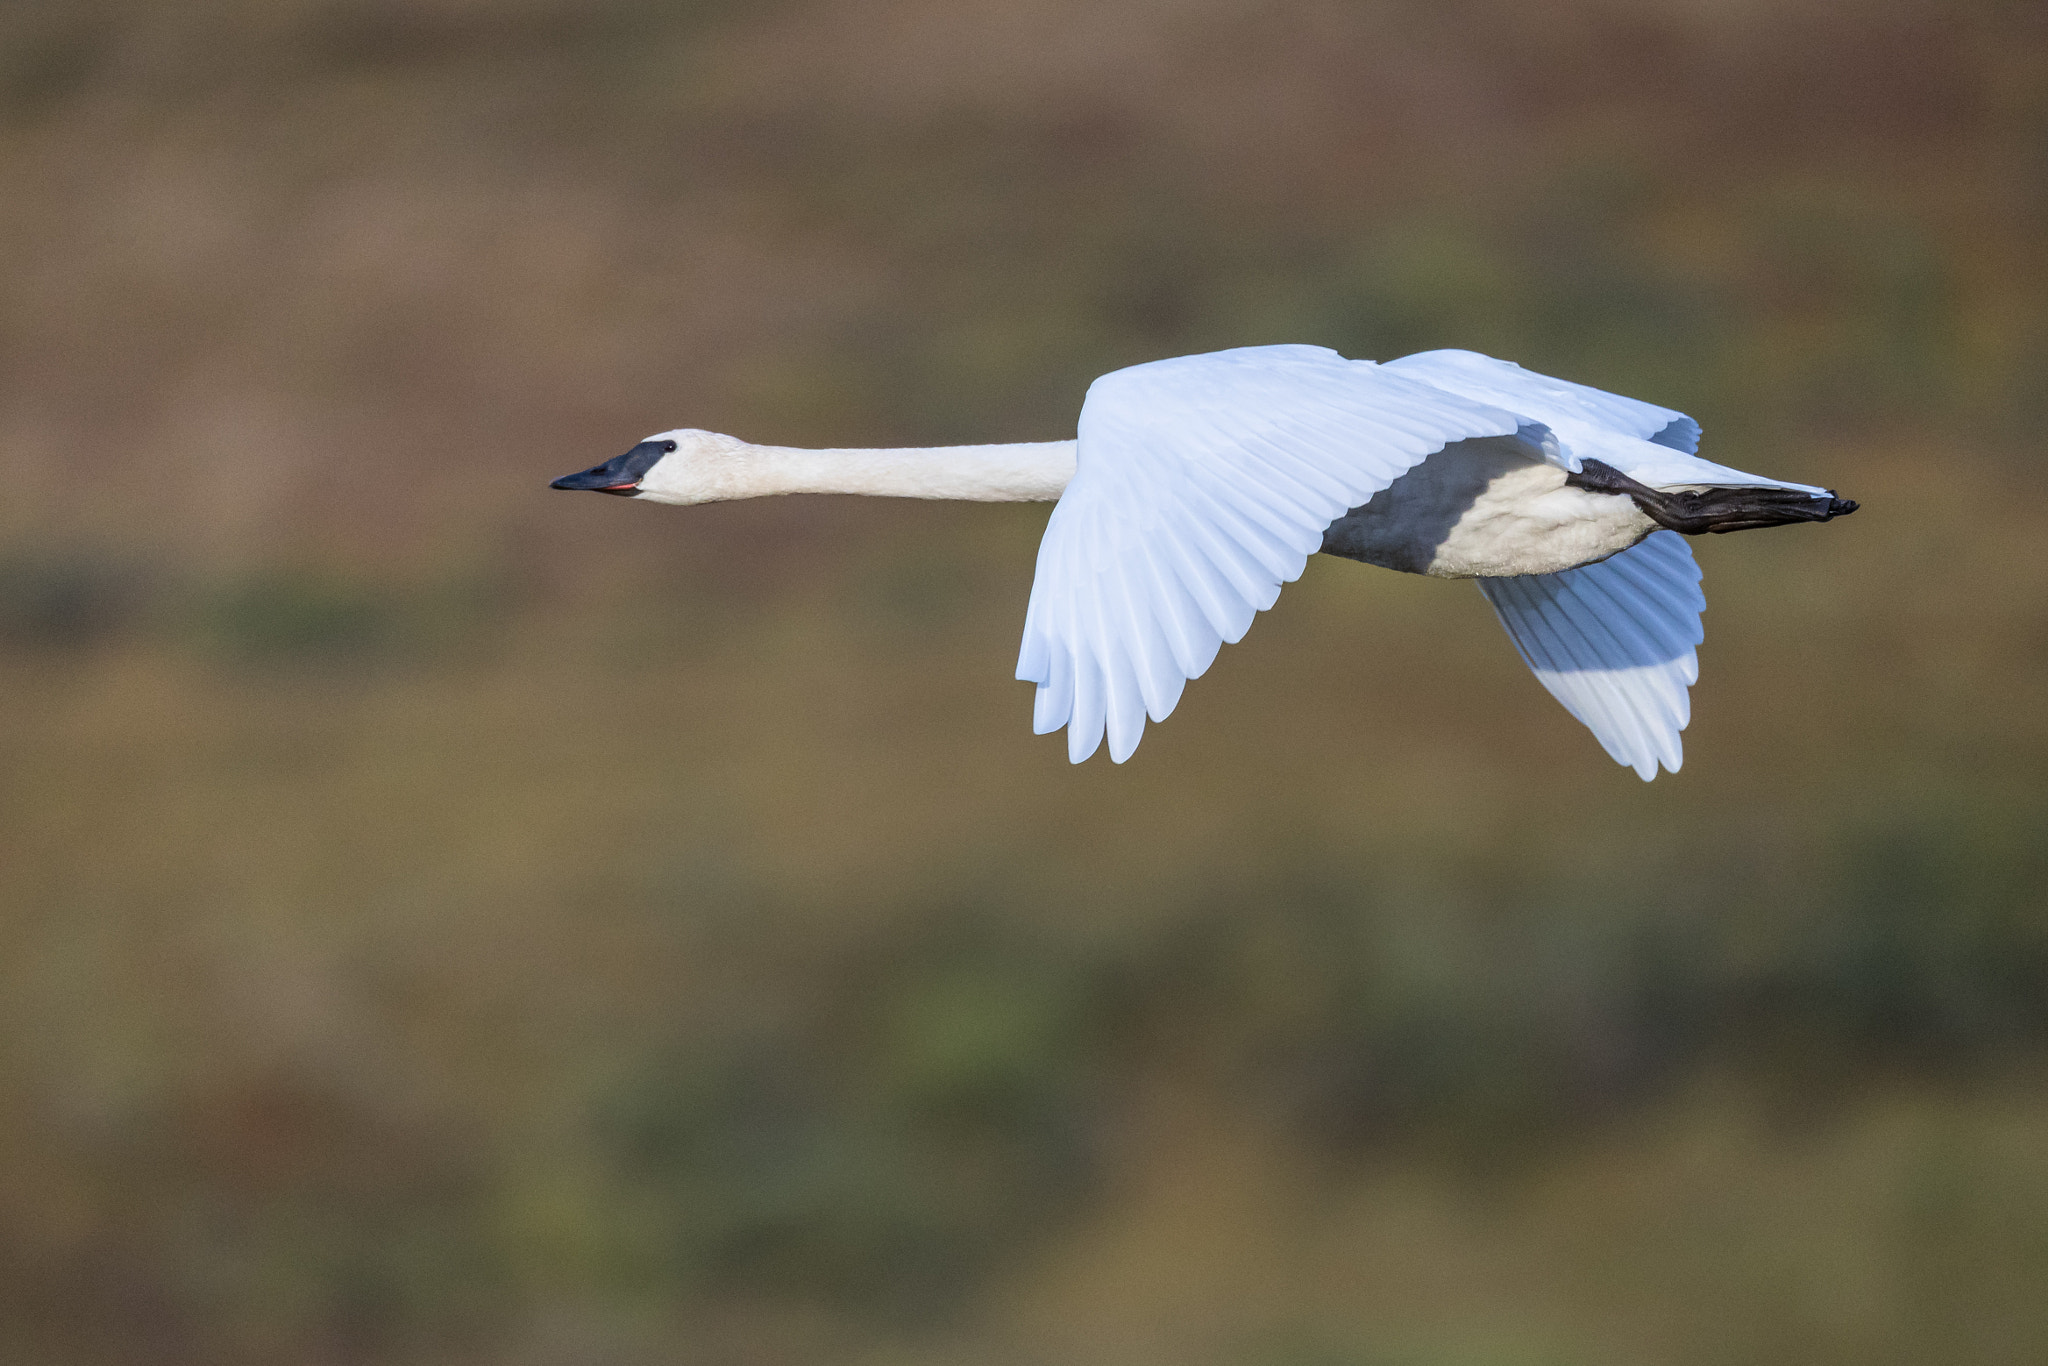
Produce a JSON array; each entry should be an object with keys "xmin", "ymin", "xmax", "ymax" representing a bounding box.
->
[{"xmin": 1565, "ymin": 459, "xmax": 1858, "ymax": 535}]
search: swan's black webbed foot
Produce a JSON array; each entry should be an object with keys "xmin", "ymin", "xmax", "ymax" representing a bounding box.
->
[{"xmin": 1566, "ymin": 458, "xmax": 1859, "ymax": 535}]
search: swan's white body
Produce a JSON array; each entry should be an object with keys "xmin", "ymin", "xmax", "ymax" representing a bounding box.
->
[
  {"xmin": 585, "ymin": 346, "xmax": 1843, "ymax": 779},
  {"xmin": 1320, "ymin": 435, "xmax": 1656, "ymax": 577}
]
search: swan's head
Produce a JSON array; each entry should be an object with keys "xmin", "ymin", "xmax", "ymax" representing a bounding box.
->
[{"xmin": 549, "ymin": 429, "xmax": 755, "ymax": 505}]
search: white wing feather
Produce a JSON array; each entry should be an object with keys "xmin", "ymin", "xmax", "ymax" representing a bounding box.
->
[
  {"xmin": 1476, "ymin": 531, "xmax": 1706, "ymax": 781},
  {"xmin": 1384, "ymin": 349, "xmax": 1827, "ymax": 496},
  {"xmin": 1386, "ymin": 348, "xmax": 1700, "ymax": 452},
  {"xmin": 1018, "ymin": 345, "xmax": 1535, "ymax": 762},
  {"xmin": 1387, "ymin": 353, "xmax": 1729, "ymax": 779}
]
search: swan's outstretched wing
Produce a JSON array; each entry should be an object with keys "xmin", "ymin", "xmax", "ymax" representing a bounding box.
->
[
  {"xmin": 1019, "ymin": 345, "xmax": 1533, "ymax": 762},
  {"xmin": 1385, "ymin": 348, "xmax": 1702, "ymax": 452},
  {"xmin": 1476, "ymin": 531, "xmax": 1705, "ymax": 781},
  {"xmin": 1384, "ymin": 349, "xmax": 1828, "ymax": 496}
]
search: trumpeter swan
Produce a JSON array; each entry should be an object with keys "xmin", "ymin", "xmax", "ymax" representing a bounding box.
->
[{"xmin": 551, "ymin": 346, "xmax": 1855, "ymax": 778}]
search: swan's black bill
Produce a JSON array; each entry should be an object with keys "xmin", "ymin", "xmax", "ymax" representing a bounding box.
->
[{"xmin": 550, "ymin": 440, "xmax": 673, "ymax": 495}]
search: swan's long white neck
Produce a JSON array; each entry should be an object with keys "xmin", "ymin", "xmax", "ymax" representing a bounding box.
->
[
  {"xmin": 749, "ymin": 440, "xmax": 1078, "ymax": 500},
  {"xmin": 637, "ymin": 433, "xmax": 1078, "ymax": 505}
]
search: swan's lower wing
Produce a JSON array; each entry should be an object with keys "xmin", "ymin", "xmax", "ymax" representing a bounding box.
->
[
  {"xmin": 1476, "ymin": 531, "xmax": 1705, "ymax": 781},
  {"xmin": 1018, "ymin": 345, "xmax": 1531, "ymax": 762}
]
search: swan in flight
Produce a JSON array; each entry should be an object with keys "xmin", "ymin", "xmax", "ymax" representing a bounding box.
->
[{"xmin": 551, "ymin": 346, "xmax": 1855, "ymax": 778}]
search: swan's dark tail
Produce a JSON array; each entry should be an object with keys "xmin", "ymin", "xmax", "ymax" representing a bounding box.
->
[{"xmin": 1566, "ymin": 458, "xmax": 1859, "ymax": 535}]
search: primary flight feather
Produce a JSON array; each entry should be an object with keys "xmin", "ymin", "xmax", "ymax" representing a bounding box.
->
[{"xmin": 551, "ymin": 345, "xmax": 1856, "ymax": 778}]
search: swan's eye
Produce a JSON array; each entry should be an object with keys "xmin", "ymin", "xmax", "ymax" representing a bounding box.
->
[{"xmin": 661, "ymin": 440, "xmax": 678, "ymax": 453}]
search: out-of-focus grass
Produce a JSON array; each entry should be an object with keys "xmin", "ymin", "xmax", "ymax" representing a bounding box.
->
[
  {"xmin": 2, "ymin": 440, "xmax": 2044, "ymax": 1365},
  {"xmin": 1, "ymin": 0, "xmax": 2045, "ymax": 1362}
]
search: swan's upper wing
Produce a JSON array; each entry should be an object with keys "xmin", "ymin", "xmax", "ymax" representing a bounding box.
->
[
  {"xmin": 1383, "ymin": 349, "xmax": 1828, "ymax": 496},
  {"xmin": 1384, "ymin": 348, "xmax": 1702, "ymax": 452},
  {"xmin": 1018, "ymin": 345, "xmax": 1532, "ymax": 762},
  {"xmin": 1475, "ymin": 530, "xmax": 1705, "ymax": 781}
]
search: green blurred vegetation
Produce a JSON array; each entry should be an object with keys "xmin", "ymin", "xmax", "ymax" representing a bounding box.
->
[{"xmin": 1, "ymin": 1, "xmax": 2046, "ymax": 1363}]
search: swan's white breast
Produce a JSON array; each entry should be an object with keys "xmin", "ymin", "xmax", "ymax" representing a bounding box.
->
[{"xmin": 1320, "ymin": 435, "xmax": 1657, "ymax": 578}]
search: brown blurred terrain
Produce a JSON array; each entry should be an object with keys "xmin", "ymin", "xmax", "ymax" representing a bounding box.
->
[{"xmin": 2, "ymin": 1, "xmax": 2046, "ymax": 1362}]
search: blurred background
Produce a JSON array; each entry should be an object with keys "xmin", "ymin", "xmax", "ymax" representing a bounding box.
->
[{"xmin": 2, "ymin": 0, "xmax": 2045, "ymax": 1362}]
